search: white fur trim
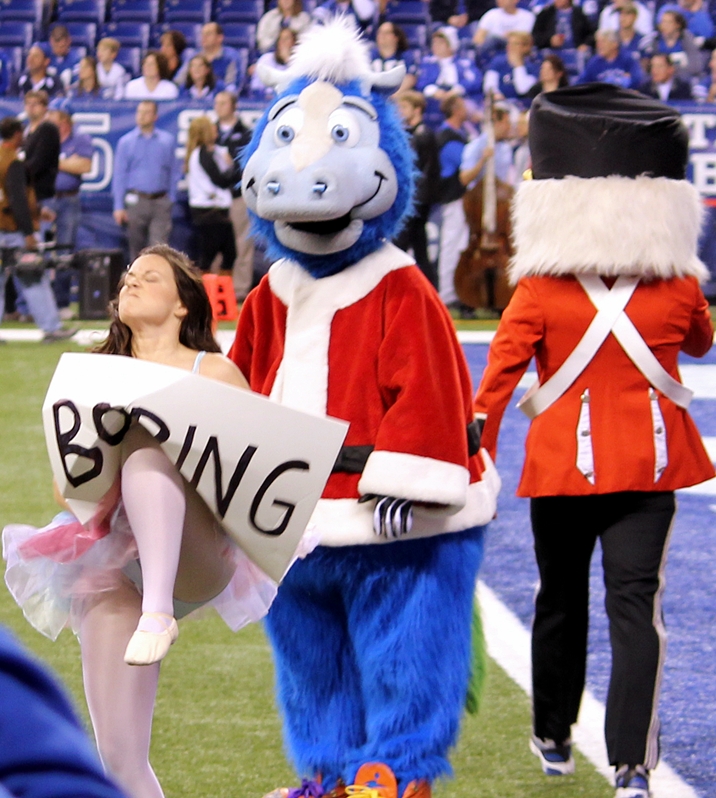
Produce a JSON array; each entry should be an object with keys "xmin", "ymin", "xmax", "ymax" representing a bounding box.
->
[
  {"xmin": 268, "ymin": 243, "xmax": 415, "ymax": 415},
  {"xmin": 510, "ymin": 176, "xmax": 710, "ymax": 284},
  {"xmin": 358, "ymin": 450, "xmax": 470, "ymax": 510},
  {"xmin": 314, "ymin": 451, "xmax": 501, "ymax": 546},
  {"xmin": 284, "ymin": 17, "xmax": 373, "ymax": 86}
]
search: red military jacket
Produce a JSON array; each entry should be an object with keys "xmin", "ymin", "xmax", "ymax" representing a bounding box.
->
[
  {"xmin": 474, "ymin": 274, "xmax": 715, "ymax": 497},
  {"xmin": 230, "ymin": 243, "xmax": 500, "ymax": 546}
]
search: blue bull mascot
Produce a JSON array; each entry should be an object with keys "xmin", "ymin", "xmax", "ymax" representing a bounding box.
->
[{"xmin": 228, "ymin": 18, "xmax": 500, "ymax": 798}]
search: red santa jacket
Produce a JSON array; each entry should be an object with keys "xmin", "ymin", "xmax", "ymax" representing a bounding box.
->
[
  {"xmin": 230, "ymin": 243, "xmax": 500, "ymax": 546},
  {"xmin": 474, "ymin": 176, "xmax": 715, "ymax": 498}
]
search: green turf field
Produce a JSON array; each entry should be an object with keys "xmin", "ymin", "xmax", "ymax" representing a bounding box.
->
[{"xmin": 0, "ymin": 338, "xmax": 614, "ymax": 798}]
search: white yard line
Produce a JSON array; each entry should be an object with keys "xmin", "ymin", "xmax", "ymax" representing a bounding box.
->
[{"xmin": 477, "ymin": 580, "xmax": 701, "ymax": 797}]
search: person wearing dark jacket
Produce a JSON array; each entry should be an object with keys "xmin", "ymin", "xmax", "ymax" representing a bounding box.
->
[
  {"xmin": 22, "ymin": 90, "xmax": 60, "ymax": 203},
  {"xmin": 532, "ymin": 0, "xmax": 595, "ymax": 51},
  {"xmin": 185, "ymin": 115, "xmax": 239, "ymax": 273},
  {"xmin": 639, "ymin": 52, "xmax": 694, "ymax": 99},
  {"xmin": 394, "ymin": 91, "xmax": 440, "ymax": 288}
]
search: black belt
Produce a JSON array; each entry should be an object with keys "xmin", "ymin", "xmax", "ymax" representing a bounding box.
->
[
  {"xmin": 55, "ymin": 189, "xmax": 79, "ymax": 198},
  {"xmin": 332, "ymin": 420, "xmax": 484, "ymax": 475},
  {"xmin": 134, "ymin": 191, "xmax": 167, "ymax": 199}
]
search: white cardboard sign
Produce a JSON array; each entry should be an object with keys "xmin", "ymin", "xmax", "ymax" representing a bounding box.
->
[{"xmin": 42, "ymin": 353, "xmax": 348, "ymax": 583}]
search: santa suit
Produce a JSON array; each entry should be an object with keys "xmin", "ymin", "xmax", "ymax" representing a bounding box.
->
[
  {"xmin": 230, "ymin": 242, "xmax": 499, "ymax": 790},
  {"xmin": 473, "ymin": 173, "xmax": 715, "ymax": 771}
]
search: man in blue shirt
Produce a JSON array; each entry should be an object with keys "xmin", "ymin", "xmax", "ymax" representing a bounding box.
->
[
  {"xmin": 113, "ymin": 101, "xmax": 178, "ymax": 261},
  {"xmin": 46, "ymin": 108, "xmax": 93, "ymax": 313},
  {"xmin": 577, "ymin": 28, "xmax": 643, "ymax": 88},
  {"xmin": 45, "ymin": 25, "xmax": 83, "ymax": 92}
]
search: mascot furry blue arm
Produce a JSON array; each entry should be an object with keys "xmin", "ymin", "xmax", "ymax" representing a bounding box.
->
[{"xmin": 228, "ymin": 18, "xmax": 501, "ymax": 798}]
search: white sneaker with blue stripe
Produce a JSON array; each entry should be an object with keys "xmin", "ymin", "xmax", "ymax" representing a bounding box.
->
[
  {"xmin": 615, "ymin": 764, "xmax": 650, "ymax": 798},
  {"xmin": 529, "ymin": 735, "xmax": 575, "ymax": 775}
]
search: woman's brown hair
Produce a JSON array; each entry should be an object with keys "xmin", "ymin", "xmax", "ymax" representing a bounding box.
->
[{"xmin": 93, "ymin": 244, "xmax": 222, "ymax": 357}]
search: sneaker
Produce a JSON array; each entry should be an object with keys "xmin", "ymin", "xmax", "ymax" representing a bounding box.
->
[
  {"xmin": 42, "ymin": 327, "xmax": 78, "ymax": 343},
  {"xmin": 529, "ymin": 735, "xmax": 575, "ymax": 776},
  {"xmin": 351, "ymin": 763, "xmax": 398, "ymax": 798},
  {"xmin": 615, "ymin": 765, "xmax": 650, "ymax": 798}
]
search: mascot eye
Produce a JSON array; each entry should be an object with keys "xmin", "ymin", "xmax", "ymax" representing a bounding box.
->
[
  {"xmin": 273, "ymin": 107, "xmax": 304, "ymax": 146},
  {"xmin": 277, "ymin": 125, "xmax": 295, "ymax": 142},
  {"xmin": 327, "ymin": 108, "xmax": 360, "ymax": 147}
]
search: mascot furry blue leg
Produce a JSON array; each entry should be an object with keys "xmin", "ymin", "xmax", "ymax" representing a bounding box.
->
[{"xmin": 228, "ymin": 18, "xmax": 500, "ymax": 798}]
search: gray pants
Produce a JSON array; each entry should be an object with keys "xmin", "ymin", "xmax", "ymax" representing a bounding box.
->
[
  {"xmin": 126, "ymin": 195, "xmax": 172, "ymax": 262},
  {"xmin": 230, "ymin": 195, "xmax": 254, "ymax": 300}
]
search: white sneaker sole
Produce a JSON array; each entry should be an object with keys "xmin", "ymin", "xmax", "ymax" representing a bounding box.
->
[
  {"xmin": 615, "ymin": 788, "xmax": 650, "ymax": 798},
  {"xmin": 529, "ymin": 738, "xmax": 576, "ymax": 776}
]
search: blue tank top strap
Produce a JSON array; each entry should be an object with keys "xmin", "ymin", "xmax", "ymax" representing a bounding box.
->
[{"xmin": 192, "ymin": 350, "xmax": 207, "ymax": 374}]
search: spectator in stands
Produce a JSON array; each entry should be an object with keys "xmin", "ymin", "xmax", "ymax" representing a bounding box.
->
[
  {"xmin": 693, "ymin": 47, "xmax": 716, "ymax": 100},
  {"xmin": 46, "ymin": 108, "xmax": 92, "ymax": 316},
  {"xmin": 96, "ymin": 38, "xmax": 129, "ymax": 100},
  {"xmin": 640, "ymin": 10, "xmax": 702, "ymax": 78},
  {"xmin": 526, "ymin": 53, "xmax": 569, "ymax": 98},
  {"xmin": 22, "ymin": 90, "xmax": 60, "ymax": 207},
  {"xmin": 0, "ymin": 53, "xmax": 10, "ymax": 97},
  {"xmin": 429, "ymin": 0, "xmax": 495, "ymax": 30},
  {"xmin": 45, "ymin": 24, "xmax": 82, "ymax": 91},
  {"xmin": 125, "ymin": 51, "xmax": 179, "ymax": 101},
  {"xmin": 657, "ymin": 0, "xmax": 713, "ymax": 44},
  {"xmin": 67, "ymin": 56, "xmax": 102, "ymax": 99},
  {"xmin": 473, "ymin": 0, "xmax": 536, "ymax": 50},
  {"xmin": 639, "ymin": 52, "xmax": 693, "ymax": 99},
  {"xmin": 370, "ymin": 21, "xmax": 416, "ymax": 92},
  {"xmin": 214, "ymin": 90, "xmax": 253, "ymax": 302},
  {"xmin": 113, "ymin": 101, "xmax": 178, "ymax": 261},
  {"xmin": 250, "ymin": 27, "xmax": 297, "ymax": 98},
  {"xmin": 435, "ymin": 93, "xmax": 470, "ymax": 308},
  {"xmin": 180, "ymin": 55, "xmax": 222, "ymax": 101},
  {"xmin": 599, "ymin": 0, "xmax": 653, "ymax": 37},
  {"xmin": 0, "ymin": 117, "xmax": 75, "ymax": 342},
  {"xmin": 185, "ymin": 116, "xmax": 238, "ymax": 274},
  {"xmin": 198, "ymin": 23, "xmax": 241, "ymax": 94},
  {"xmin": 12, "ymin": 45, "xmax": 62, "ymax": 98},
  {"xmin": 394, "ymin": 90, "xmax": 439, "ymax": 287},
  {"xmin": 483, "ymin": 31, "xmax": 539, "ymax": 102},
  {"xmin": 416, "ymin": 27, "xmax": 483, "ymax": 104},
  {"xmin": 617, "ymin": 3, "xmax": 643, "ymax": 62},
  {"xmin": 257, "ymin": 0, "xmax": 312, "ymax": 53},
  {"xmin": 577, "ymin": 28, "xmax": 642, "ymax": 88},
  {"xmin": 160, "ymin": 29, "xmax": 189, "ymax": 84},
  {"xmin": 312, "ymin": 0, "xmax": 376, "ymax": 33},
  {"xmin": 532, "ymin": 0, "xmax": 594, "ymax": 52}
]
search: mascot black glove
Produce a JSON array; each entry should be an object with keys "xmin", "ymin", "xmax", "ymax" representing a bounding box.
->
[{"xmin": 358, "ymin": 494, "xmax": 414, "ymax": 539}]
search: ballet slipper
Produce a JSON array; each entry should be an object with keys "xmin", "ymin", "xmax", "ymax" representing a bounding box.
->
[{"xmin": 123, "ymin": 612, "xmax": 179, "ymax": 666}]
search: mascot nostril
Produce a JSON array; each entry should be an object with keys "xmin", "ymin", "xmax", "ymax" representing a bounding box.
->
[
  {"xmin": 230, "ymin": 16, "xmax": 499, "ymax": 798},
  {"xmin": 266, "ymin": 181, "xmax": 281, "ymax": 195}
]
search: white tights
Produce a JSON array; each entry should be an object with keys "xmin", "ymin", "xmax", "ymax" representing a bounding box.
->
[{"xmin": 79, "ymin": 426, "xmax": 235, "ymax": 798}]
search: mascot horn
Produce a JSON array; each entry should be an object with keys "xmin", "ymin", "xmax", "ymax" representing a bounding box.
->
[{"xmin": 229, "ymin": 17, "xmax": 500, "ymax": 798}]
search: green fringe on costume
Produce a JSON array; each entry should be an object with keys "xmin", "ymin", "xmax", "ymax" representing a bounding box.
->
[{"xmin": 465, "ymin": 597, "xmax": 486, "ymax": 715}]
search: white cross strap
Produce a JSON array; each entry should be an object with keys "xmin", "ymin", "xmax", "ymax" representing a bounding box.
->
[{"xmin": 518, "ymin": 274, "xmax": 693, "ymax": 419}]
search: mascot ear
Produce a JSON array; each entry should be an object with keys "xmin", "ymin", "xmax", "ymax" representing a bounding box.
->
[{"xmin": 362, "ymin": 64, "xmax": 406, "ymax": 96}]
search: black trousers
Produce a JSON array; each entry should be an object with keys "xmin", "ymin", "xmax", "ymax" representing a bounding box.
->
[
  {"xmin": 530, "ymin": 491, "xmax": 675, "ymax": 769},
  {"xmin": 393, "ymin": 214, "xmax": 438, "ymax": 289},
  {"xmin": 191, "ymin": 209, "xmax": 237, "ymax": 274}
]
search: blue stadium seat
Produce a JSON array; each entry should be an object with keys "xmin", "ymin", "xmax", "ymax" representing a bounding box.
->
[
  {"xmin": 100, "ymin": 21, "xmax": 151, "ymax": 50},
  {"xmin": 0, "ymin": 21, "xmax": 33, "ymax": 50},
  {"xmin": 220, "ymin": 22, "xmax": 256, "ymax": 51},
  {"xmin": 64, "ymin": 22, "xmax": 97, "ymax": 50},
  {"xmin": 401, "ymin": 23, "xmax": 427, "ymax": 49},
  {"xmin": 56, "ymin": 0, "xmax": 106, "ymax": 24},
  {"xmin": 116, "ymin": 45, "xmax": 142, "ymax": 76},
  {"xmin": 0, "ymin": 0, "xmax": 42, "ymax": 27},
  {"xmin": 214, "ymin": 0, "xmax": 264, "ymax": 23},
  {"xmin": 385, "ymin": 1, "xmax": 430, "ymax": 25},
  {"xmin": 111, "ymin": 0, "xmax": 160, "ymax": 23},
  {"xmin": 163, "ymin": 0, "xmax": 212, "ymax": 23},
  {"xmin": 150, "ymin": 21, "xmax": 201, "ymax": 48}
]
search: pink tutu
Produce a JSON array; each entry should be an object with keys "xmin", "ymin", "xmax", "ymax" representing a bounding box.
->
[{"xmin": 2, "ymin": 503, "xmax": 277, "ymax": 641}]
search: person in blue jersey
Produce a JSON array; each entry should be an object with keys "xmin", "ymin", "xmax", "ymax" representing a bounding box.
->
[
  {"xmin": 483, "ymin": 31, "xmax": 539, "ymax": 102},
  {"xmin": 44, "ymin": 24, "xmax": 83, "ymax": 92},
  {"xmin": 657, "ymin": 0, "xmax": 713, "ymax": 43},
  {"xmin": 577, "ymin": 28, "xmax": 642, "ymax": 88},
  {"xmin": 369, "ymin": 21, "xmax": 417, "ymax": 93},
  {"xmin": 416, "ymin": 27, "xmax": 483, "ymax": 105},
  {"xmin": 179, "ymin": 54, "xmax": 223, "ymax": 101},
  {"xmin": 640, "ymin": 10, "xmax": 702, "ymax": 78}
]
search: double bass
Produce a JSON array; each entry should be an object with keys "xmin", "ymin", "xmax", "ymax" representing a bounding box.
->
[{"xmin": 453, "ymin": 93, "xmax": 515, "ymax": 314}]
